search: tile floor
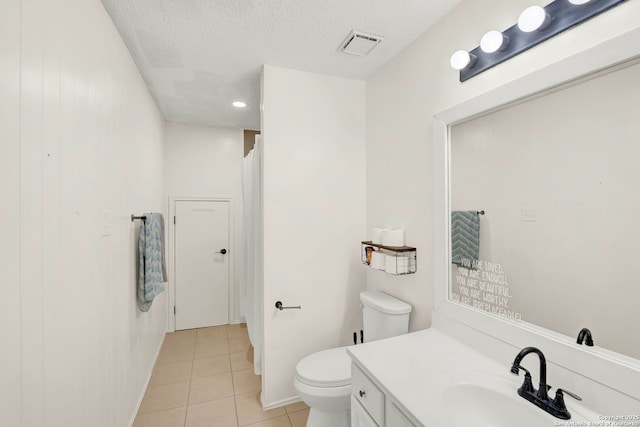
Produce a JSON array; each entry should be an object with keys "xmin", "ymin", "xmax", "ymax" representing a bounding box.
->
[{"xmin": 134, "ymin": 324, "xmax": 309, "ymax": 427}]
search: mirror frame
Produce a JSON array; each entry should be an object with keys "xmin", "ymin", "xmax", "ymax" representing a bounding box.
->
[{"xmin": 433, "ymin": 24, "xmax": 640, "ymax": 400}]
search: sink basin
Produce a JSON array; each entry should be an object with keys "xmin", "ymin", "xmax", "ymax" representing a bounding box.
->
[
  {"xmin": 434, "ymin": 371, "xmax": 595, "ymax": 427},
  {"xmin": 442, "ymin": 382, "xmax": 555, "ymax": 427}
]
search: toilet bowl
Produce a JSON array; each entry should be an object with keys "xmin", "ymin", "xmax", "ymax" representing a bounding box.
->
[
  {"xmin": 293, "ymin": 291, "xmax": 412, "ymax": 427},
  {"xmin": 294, "ymin": 346, "xmax": 352, "ymax": 427}
]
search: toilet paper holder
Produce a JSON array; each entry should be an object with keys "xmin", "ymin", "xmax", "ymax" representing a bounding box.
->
[{"xmin": 275, "ymin": 301, "xmax": 301, "ymax": 310}]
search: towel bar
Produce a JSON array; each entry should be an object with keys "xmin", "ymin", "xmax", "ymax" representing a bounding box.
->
[{"xmin": 131, "ymin": 214, "xmax": 147, "ymax": 222}]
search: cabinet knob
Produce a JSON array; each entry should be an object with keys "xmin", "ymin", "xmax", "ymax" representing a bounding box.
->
[{"xmin": 359, "ymin": 390, "xmax": 366, "ymax": 398}]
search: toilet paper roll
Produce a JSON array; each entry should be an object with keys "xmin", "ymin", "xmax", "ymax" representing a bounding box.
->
[
  {"xmin": 371, "ymin": 228, "xmax": 386, "ymax": 244},
  {"xmin": 382, "ymin": 229, "xmax": 405, "ymax": 247},
  {"xmin": 385, "ymin": 254, "xmax": 408, "ymax": 275},
  {"xmin": 370, "ymin": 251, "xmax": 386, "ymax": 270}
]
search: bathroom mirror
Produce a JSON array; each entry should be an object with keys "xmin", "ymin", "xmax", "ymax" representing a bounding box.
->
[{"xmin": 448, "ymin": 58, "xmax": 640, "ymax": 360}]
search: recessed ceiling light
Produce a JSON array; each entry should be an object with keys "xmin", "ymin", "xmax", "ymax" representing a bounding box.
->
[{"xmin": 232, "ymin": 101, "xmax": 247, "ymax": 108}]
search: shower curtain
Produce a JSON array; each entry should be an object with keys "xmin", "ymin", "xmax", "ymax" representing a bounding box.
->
[{"xmin": 241, "ymin": 135, "xmax": 263, "ymax": 375}]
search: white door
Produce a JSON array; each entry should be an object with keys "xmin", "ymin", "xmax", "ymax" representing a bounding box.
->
[{"xmin": 174, "ymin": 200, "xmax": 230, "ymax": 330}]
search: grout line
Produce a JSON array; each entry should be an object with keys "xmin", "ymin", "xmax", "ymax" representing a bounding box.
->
[
  {"xmin": 182, "ymin": 335, "xmax": 196, "ymax": 427},
  {"xmin": 181, "ymin": 406, "xmax": 187, "ymax": 427},
  {"xmin": 226, "ymin": 324, "xmax": 243, "ymax": 427},
  {"xmin": 229, "ymin": 324, "xmax": 247, "ymax": 427}
]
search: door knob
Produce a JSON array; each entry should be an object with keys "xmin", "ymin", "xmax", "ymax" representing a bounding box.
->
[{"xmin": 216, "ymin": 249, "xmax": 227, "ymax": 255}]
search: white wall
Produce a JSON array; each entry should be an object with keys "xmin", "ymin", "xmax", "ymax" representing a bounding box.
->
[
  {"xmin": 164, "ymin": 122, "xmax": 244, "ymax": 325},
  {"xmin": 0, "ymin": 1, "xmax": 21, "ymax": 426},
  {"xmin": 0, "ymin": 0, "xmax": 167, "ymax": 426},
  {"xmin": 261, "ymin": 65, "xmax": 366, "ymax": 407},
  {"xmin": 366, "ymin": 0, "xmax": 640, "ymax": 332}
]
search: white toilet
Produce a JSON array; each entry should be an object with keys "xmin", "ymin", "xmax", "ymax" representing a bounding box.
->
[{"xmin": 293, "ymin": 290, "xmax": 412, "ymax": 427}]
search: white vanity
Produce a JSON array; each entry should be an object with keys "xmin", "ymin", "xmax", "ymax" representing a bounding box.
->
[
  {"xmin": 350, "ymin": 357, "xmax": 418, "ymax": 427},
  {"xmin": 347, "ymin": 314, "xmax": 638, "ymax": 427}
]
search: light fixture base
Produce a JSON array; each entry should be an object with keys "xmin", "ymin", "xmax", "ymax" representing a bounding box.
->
[{"xmin": 459, "ymin": 0, "xmax": 628, "ymax": 82}]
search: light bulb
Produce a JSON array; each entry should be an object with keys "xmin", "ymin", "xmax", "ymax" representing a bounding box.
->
[
  {"xmin": 480, "ymin": 31, "xmax": 510, "ymax": 53},
  {"xmin": 568, "ymin": 0, "xmax": 593, "ymax": 4},
  {"xmin": 450, "ymin": 50, "xmax": 475, "ymax": 70},
  {"xmin": 232, "ymin": 101, "xmax": 247, "ymax": 108},
  {"xmin": 518, "ymin": 6, "xmax": 551, "ymax": 32}
]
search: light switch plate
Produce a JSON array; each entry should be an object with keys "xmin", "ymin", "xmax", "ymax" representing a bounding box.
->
[
  {"xmin": 101, "ymin": 210, "xmax": 111, "ymax": 236},
  {"xmin": 522, "ymin": 208, "xmax": 537, "ymax": 222}
]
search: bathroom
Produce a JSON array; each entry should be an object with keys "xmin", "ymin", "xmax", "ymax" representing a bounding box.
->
[{"xmin": 2, "ymin": 0, "xmax": 639, "ymax": 426}]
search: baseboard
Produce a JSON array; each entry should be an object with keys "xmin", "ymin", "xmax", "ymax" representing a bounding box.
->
[
  {"xmin": 127, "ymin": 333, "xmax": 166, "ymax": 427},
  {"xmin": 262, "ymin": 394, "xmax": 302, "ymax": 411},
  {"xmin": 229, "ymin": 316, "xmax": 246, "ymax": 325}
]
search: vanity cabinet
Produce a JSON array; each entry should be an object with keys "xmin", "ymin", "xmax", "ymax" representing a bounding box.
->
[
  {"xmin": 386, "ymin": 401, "xmax": 417, "ymax": 427},
  {"xmin": 351, "ymin": 396, "xmax": 378, "ymax": 427},
  {"xmin": 351, "ymin": 363, "xmax": 418, "ymax": 427},
  {"xmin": 351, "ymin": 363, "xmax": 384, "ymax": 424}
]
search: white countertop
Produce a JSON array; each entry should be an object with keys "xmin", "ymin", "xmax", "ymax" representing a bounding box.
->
[{"xmin": 346, "ymin": 328, "xmax": 546, "ymax": 426}]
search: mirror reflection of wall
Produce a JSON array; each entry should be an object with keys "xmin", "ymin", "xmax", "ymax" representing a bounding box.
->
[{"xmin": 449, "ymin": 59, "xmax": 640, "ymax": 360}]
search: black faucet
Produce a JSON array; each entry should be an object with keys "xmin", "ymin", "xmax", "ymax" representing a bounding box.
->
[
  {"xmin": 576, "ymin": 328, "xmax": 594, "ymax": 346},
  {"xmin": 511, "ymin": 346, "xmax": 550, "ymax": 400},
  {"xmin": 510, "ymin": 346, "xmax": 582, "ymax": 420}
]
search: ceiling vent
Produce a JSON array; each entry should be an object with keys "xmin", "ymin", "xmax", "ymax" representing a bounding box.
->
[{"xmin": 339, "ymin": 31, "xmax": 383, "ymax": 56}]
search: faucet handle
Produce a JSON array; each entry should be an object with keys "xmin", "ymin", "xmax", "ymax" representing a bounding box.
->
[
  {"xmin": 553, "ymin": 388, "xmax": 582, "ymax": 410},
  {"xmin": 512, "ymin": 366, "xmax": 536, "ymax": 394},
  {"xmin": 557, "ymin": 388, "xmax": 582, "ymax": 401}
]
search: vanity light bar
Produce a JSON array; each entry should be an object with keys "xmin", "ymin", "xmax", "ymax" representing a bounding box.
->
[{"xmin": 453, "ymin": 0, "xmax": 628, "ymax": 82}]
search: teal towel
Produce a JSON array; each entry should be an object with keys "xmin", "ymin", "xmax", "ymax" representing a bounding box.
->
[
  {"xmin": 451, "ymin": 211, "xmax": 480, "ymax": 266},
  {"xmin": 137, "ymin": 213, "xmax": 167, "ymax": 312}
]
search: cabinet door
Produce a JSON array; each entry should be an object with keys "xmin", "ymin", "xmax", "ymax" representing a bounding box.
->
[
  {"xmin": 386, "ymin": 401, "xmax": 417, "ymax": 427},
  {"xmin": 351, "ymin": 395, "xmax": 379, "ymax": 427},
  {"xmin": 351, "ymin": 363, "xmax": 384, "ymax": 424}
]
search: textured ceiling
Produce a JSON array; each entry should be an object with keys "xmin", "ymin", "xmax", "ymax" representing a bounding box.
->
[{"xmin": 101, "ymin": 0, "xmax": 462, "ymax": 130}]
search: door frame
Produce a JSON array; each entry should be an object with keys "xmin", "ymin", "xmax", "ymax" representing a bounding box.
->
[{"xmin": 167, "ymin": 196, "xmax": 234, "ymax": 332}]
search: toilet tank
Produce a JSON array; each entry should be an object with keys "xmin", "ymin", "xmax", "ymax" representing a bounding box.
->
[{"xmin": 360, "ymin": 291, "xmax": 412, "ymax": 342}]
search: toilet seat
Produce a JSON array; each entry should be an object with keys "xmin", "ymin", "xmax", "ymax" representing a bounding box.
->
[{"xmin": 295, "ymin": 346, "xmax": 352, "ymax": 388}]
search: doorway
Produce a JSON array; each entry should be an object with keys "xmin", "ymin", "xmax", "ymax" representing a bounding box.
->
[{"xmin": 173, "ymin": 199, "xmax": 230, "ymax": 330}]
